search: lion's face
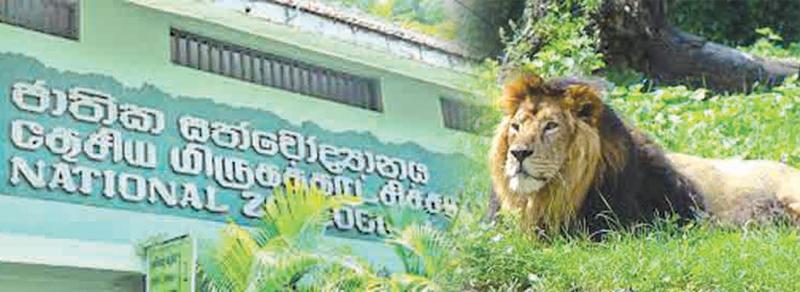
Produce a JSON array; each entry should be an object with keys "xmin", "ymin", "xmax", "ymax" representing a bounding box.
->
[
  {"xmin": 492, "ymin": 74, "xmax": 605, "ymax": 199},
  {"xmin": 490, "ymin": 73, "xmax": 640, "ymax": 231},
  {"xmin": 504, "ymin": 99, "xmax": 578, "ymax": 193}
]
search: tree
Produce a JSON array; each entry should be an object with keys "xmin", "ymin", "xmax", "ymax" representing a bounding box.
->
[
  {"xmin": 597, "ymin": 0, "xmax": 799, "ymax": 91},
  {"xmin": 491, "ymin": 0, "xmax": 800, "ymax": 92}
]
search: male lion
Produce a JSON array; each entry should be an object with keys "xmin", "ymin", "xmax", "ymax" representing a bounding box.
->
[
  {"xmin": 667, "ymin": 153, "xmax": 800, "ymax": 225},
  {"xmin": 489, "ymin": 72, "xmax": 800, "ymax": 236}
]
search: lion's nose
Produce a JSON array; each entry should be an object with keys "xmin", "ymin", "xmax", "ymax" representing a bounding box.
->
[{"xmin": 510, "ymin": 149, "xmax": 533, "ymax": 162}]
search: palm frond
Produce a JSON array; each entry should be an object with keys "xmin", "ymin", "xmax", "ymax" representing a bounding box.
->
[
  {"xmin": 248, "ymin": 251, "xmax": 322, "ymax": 291},
  {"xmin": 387, "ymin": 225, "xmax": 458, "ymax": 278},
  {"xmin": 249, "ymin": 251, "xmax": 377, "ymax": 291},
  {"xmin": 307, "ymin": 255, "xmax": 381, "ymax": 291},
  {"xmin": 201, "ymin": 223, "xmax": 260, "ymax": 292},
  {"xmin": 257, "ymin": 183, "xmax": 361, "ymax": 250},
  {"xmin": 203, "ymin": 185, "xmax": 366, "ymax": 291}
]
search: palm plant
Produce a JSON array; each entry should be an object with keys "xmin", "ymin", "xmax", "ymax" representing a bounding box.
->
[
  {"xmin": 383, "ymin": 224, "xmax": 460, "ymax": 291},
  {"xmin": 200, "ymin": 184, "xmax": 375, "ymax": 291},
  {"xmin": 201, "ymin": 183, "xmax": 462, "ymax": 291}
]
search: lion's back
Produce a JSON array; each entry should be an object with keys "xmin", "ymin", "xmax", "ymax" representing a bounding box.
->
[{"xmin": 667, "ymin": 153, "xmax": 800, "ymax": 224}]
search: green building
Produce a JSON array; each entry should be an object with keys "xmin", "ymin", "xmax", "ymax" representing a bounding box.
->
[{"xmin": 0, "ymin": 0, "xmax": 480, "ymax": 290}]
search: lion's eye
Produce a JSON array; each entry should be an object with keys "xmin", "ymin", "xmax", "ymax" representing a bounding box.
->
[
  {"xmin": 510, "ymin": 122, "xmax": 520, "ymax": 132},
  {"xmin": 543, "ymin": 121, "xmax": 559, "ymax": 133}
]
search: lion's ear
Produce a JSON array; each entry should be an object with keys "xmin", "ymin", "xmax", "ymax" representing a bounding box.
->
[
  {"xmin": 500, "ymin": 72, "xmax": 543, "ymax": 115},
  {"xmin": 564, "ymin": 85, "xmax": 603, "ymax": 126}
]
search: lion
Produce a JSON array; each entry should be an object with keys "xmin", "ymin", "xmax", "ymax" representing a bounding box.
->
[
  {"xmin": 489, "ymin": 72, "xmax": 800, "ymax": 236},
  {"xmin": 667, "ymin": 153, "xmax": 800, "ymax": 225}
]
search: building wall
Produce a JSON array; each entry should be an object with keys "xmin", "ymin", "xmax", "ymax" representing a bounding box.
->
[
  {"xmin": 0, "ymin": 0, "xmax": 479, "ymax": 285},
  {"xmin": 2, "ymin": 0, "xmax": 476, "ymax": 153}
]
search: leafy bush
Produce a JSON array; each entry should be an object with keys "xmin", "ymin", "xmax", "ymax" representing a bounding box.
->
[
  {"xmin": 670, "ymin": 0, "xmax": 800, "ymax": 46},
  {"xmin": 608, "ymin": 75, "xmax": 800, "ymax": 167},
  {"xmin": 738, "ymin": 27, "xmax": 800, "ymax": 63},
  {"xmin": 501, "ymin": 0, "xmax": 604, "ymax": 78}
]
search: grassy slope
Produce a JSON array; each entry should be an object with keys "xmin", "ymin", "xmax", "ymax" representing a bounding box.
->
[
  {"xmin": 461, "ymin": 222, "xmax": 800, "ymax": 291},
  {"xmin": 609, "ymin": 79, "xmax": 800, "ymax": 167}
]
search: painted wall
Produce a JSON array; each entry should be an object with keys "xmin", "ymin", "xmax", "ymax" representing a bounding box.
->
[{"xmin": 0, "ymin": 0, "xmax": 479, "ymax": 282}]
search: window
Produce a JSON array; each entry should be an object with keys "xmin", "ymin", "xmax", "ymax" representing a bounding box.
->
[
  {"xmin": 0, "ymin": 0, "xmax": 79, "ymax": 40},
  {"xmin": 440, "ymin": 97, "xmax": 484, "ymax": 134},
  {"xmin": 170, "ymin": 29, "xmax": 383, "ymax": 112}
]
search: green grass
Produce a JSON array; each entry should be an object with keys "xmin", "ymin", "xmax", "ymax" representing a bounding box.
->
[
  {"xmin": 603, "ymin": 32, "xmax": 800, "ymax": 168},
  {"xmin": 607, "ymin": 77, "xmax": 800, "ymax": 167},
  {"xmin": 457, "ymin": 220, "xmax": 800, "ymax": 291}
]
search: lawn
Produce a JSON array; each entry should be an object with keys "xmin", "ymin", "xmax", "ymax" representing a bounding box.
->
[{"xmin": 459, "ymin": 220, "xmax": 800, "ymax": 291}]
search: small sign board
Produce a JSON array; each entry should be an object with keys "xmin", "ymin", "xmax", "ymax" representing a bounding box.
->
[{"xmin": 146, "ymin": 234, "xmax": 197, "ymax": 292}]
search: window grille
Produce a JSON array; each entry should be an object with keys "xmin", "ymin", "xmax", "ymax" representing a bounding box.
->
[
  {"xmin": 440, "ymin": 97, "xmax": 483, "ymax": 133},
  {"xmin": 0, "ymin": 0, "xmax": 79, "ymax": 40},
  {"xmin": 170, "ymin": 29, "xmax": 383, "ymax": 112}
]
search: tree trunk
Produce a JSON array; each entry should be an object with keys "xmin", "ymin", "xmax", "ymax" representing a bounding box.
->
[{"xmin": 597, "ymin": 0, "xmax": 800, "ymax": 92}]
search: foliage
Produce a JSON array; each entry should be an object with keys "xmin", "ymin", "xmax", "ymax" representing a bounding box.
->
[
  {"xmin": 319, "ymin": 0, "xmax": 528, "ymax": 57},
  {"xmin": 456, "ymin": 215, "xmax": 800, "ymax": 291},
  {"xmin": 489, "ymin": 0, "xmax": 800, "ymax": 167},
  {"xmin": 319, "ymin": 0, "xmax": 457, "ymax": 40},
  {"xmin": 609, "ymin": 75, "xmax": 800, "ymax": 167},
  {"xmin": 669, "ymin": 0, "xmax": 800, "ymax": 47},
  {"xmin": 501, "ymin": 0, "xmax": 604, "ymax": 78},
  {"xmin": 599, "ymin": 33, "xmax": 800, "ymax": 167},
  {"xmin": 201, "ymin": 184, "xmax": 462, "ymax": 291},
  {"xmin": 200, "ymin": 185, "xmax": 371, "ymax": 291},
  {"xmin": 738, "ymin": 27, "xmax": 800, "ymax": 63}
]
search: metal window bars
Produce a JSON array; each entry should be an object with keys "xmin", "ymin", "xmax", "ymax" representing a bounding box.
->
[
  {"xmin": 0, "ymin": 0, "xmax": 79, "ymax": 40},
  {"xmin": 170, "ymin": 28, "xmax": 383, "ymax": 112}
]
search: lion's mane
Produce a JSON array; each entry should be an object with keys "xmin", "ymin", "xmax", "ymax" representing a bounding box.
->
[{"xmin": 489, "ymin": 74, "xmax": 703, "ymax": 236}]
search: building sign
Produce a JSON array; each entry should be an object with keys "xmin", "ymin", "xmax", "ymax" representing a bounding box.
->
[
  {"xmin": 146, "ymin": 234, "xmax": 196, "ymax": 292},
  {"xmin": 0, "ymin": 54, "xmax": 473, "ymax": 239}
]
